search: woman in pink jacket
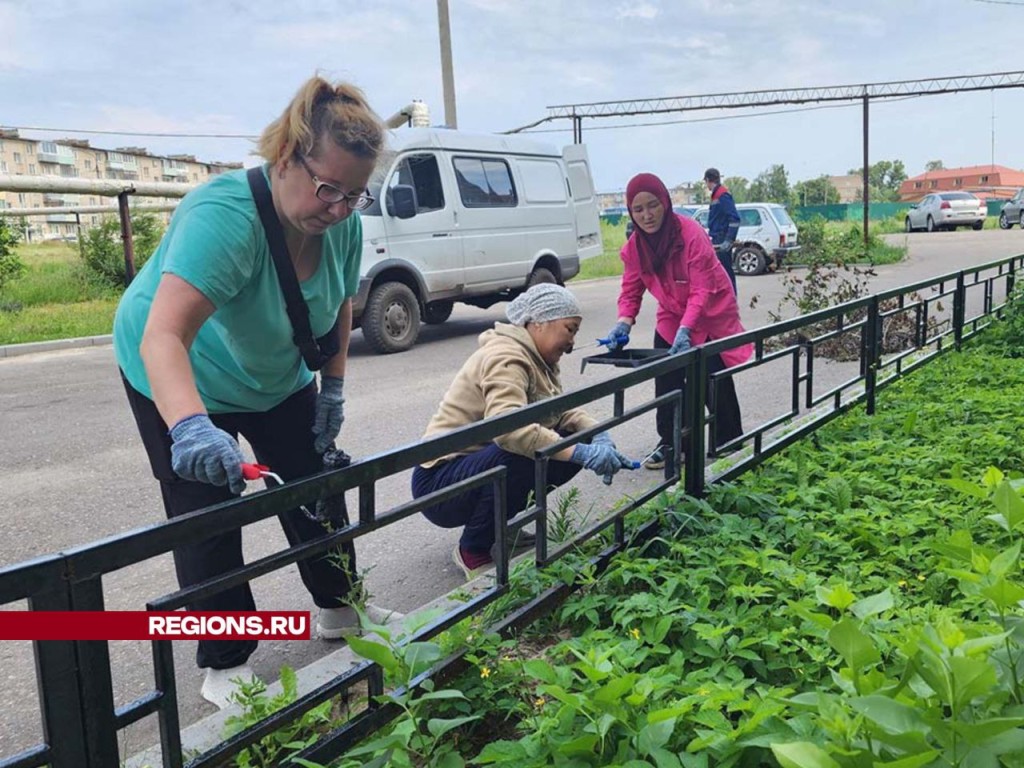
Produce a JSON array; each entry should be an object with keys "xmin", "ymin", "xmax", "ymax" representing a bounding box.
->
[{"xmin": 606, "ymin": 173, "xmax": 753, "ymax": 469}]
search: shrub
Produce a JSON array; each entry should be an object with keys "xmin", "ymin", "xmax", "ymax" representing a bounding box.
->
[
  {"xmin": 81, "ymin": 212, "xmax": 163, "ymax": 288},
  {"xmin": 0, "ymin": 216, "xmax": 26, "ymax": 297}
]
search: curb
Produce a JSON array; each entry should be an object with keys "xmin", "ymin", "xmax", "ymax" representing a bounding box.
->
[{"xmin": 0, "ymin": 334, "xmax": 112, "ymax": 359}]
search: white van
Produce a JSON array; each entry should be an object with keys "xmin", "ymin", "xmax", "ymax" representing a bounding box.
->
[{"xmin": 353, "ymin": 128, "xmax": 602, "ymax": 353}]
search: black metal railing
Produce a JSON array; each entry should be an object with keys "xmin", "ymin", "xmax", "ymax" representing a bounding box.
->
[{"xmin": 0, "ymin": 254, "xmax": 1019, "ymax": 768}]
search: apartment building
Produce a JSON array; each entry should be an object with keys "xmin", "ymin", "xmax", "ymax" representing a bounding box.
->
[{"xmin": 0, "ymin": 128, "xmax": 241, "ymax": 241}]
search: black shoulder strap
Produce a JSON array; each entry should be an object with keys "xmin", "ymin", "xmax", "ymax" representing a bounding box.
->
[{"xmin": 246, "ymin": 166, "xmax": 322, "ymax": 368}]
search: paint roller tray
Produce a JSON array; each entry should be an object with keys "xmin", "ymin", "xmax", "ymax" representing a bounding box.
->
[{"xmin": 580, "ymin": 348, "xmax": 667, "ymax": 374}]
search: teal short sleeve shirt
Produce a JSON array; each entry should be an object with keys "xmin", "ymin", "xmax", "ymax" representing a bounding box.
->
[{"xmin": 114, "ymin": 166, "xmax": 363, "ymax": 413}]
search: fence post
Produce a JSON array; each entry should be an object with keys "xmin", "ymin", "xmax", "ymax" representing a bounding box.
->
[
  {"xmin": 67, "ymin": 577, "xmax": 121, "ymax": 768},
  {"xmin": 28, "ymin": 583, "xmax": 92, "ymax": 768},
  {"xmin": 684, "ymin": 351, "xmax": 706, "ymax": 498},
  {"xmin": 954, "ymin": 271, "xmax": 966, "ymax": 351},
  {"xmin": 117, "ymin": 190, "xmax": 136, "ymax": 287},
  {"xmin": 864, "ymin": 296, "xmax": 880, "ymax": 415}
]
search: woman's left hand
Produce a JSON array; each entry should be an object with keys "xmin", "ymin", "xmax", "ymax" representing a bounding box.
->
[
  {"xmin": 313, "ymin": 375, "xmax": 345, "ymax": 453},
  {"xmin": 669, "ymin": 326, "xmax": 692, "ymax": 355}
]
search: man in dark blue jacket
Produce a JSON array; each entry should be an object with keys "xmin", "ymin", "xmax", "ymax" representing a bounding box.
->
[{"xmin": 704, "ymin": 167, "xmax": 740, "ymax": 294}]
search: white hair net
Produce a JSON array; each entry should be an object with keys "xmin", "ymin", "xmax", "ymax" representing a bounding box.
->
[{"xmin": 506, "ymin": 283, "xmax": 582, "ymax": 326}]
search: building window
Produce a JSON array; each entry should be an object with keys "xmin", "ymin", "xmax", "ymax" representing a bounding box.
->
[
  {"xmin": 930, "ymin": 181, "xmax": 938, "ymax": 188},
  {"xmin": 914, "ymin": 181, "xmax": 923, "ymax": 189},
  {"xmin": 28, "ymin": 164, "xmax": 35, "ymax": 174},
  {"xmin": 13, "ymin": 152, "xmax": 21, "ymax": 163},
  {"xmin": 980, "ymin": 175, "xmax": 989, "ymax": 183},
  {"xmin": 84, "ymin": 160, "xmax": 92, "ymax": 170},
  {"xmin": 954, "ymin": 178, "xmax": 962, "ymax": 186},
  {"xmin": 0, "ymin": 161, "xmax": 6, "ymax": 173}
]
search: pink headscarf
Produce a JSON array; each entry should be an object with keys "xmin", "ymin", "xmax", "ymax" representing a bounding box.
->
[{"xmin": 626, "ymin": 173, "xmax": 682, "ymax": 274}]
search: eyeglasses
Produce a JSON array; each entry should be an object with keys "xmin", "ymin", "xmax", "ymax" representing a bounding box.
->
[{"xmin": 296, "ymin": 155, "xmax": 375, "ymax": 210}]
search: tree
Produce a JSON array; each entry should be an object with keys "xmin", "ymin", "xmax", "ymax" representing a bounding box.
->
[
  {"xmin": 748, "ymin": 164, "xmax": 791, "ymax": 204},
  {"xmin": 81, "ymin": 212, "xmax": 163, "ymax": 288},
  {"xmin": 692, "ymin": 181, "xmax": 708, "ymax": 204},
  {"xmin": 847, "ymin": 159, "xmax": 907, "ymax": 202},
  {"xmin": 925, "ymin": 160, "xmax": 944, "ymax": 172},
  {"xmin": 723, "ymin": 176, "xmax": 750, "ymax": 203},
  {"xmin": 793, "ymin": 176, "xmax": 841, "ymax": 207},
  {"xmin": 0, "ymin": 216, "xmax": 26, "ymax": 296}
]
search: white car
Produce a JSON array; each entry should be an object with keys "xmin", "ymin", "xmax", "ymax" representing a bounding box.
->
[
  {"xmin": 905, "ymin": 192, "xmax": 986, "ymax": 232},
  {"xmin": 693, "ymin": 203, "xmax": 801, "ymax": 276}
]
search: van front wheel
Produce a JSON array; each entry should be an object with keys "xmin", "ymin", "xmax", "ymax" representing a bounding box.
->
[{"xmin": 363, "ymin": 281, "xmax": 421, "ymax": 354}]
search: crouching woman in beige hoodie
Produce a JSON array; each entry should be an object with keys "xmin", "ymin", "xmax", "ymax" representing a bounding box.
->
[{"xmin": 412, "ymin": 283, "xmax": 633, "ymax": 580}]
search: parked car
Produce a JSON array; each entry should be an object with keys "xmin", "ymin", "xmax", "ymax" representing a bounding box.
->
[
  {"xmin": 692, "ymin": 203, "xmax": 801, "ymax": 276},
  {"xmin": 905, "ymin": 192, "xmax": 986, "ymax": 232},
  {"xmin": 624, "ymin": 205, "xmax": 697, "ymax": 239},
  {"xmin": 354, "ymin": 128, "xmax": 602, "ymax": 353},
  {"xmin": 998, "ymin": 188, "xmax": 1024, "ymax": 229}
]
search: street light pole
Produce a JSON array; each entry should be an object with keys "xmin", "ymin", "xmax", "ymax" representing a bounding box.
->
[{"xmin": 437, "ymin": 0, "xmax": 458, "ymax": 128}]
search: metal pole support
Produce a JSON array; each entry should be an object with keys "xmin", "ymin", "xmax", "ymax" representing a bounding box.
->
[
  {"xmin": 864, "ymin": 296, "xmax": 880, "ymax": 415},
  {"xmin": 683, "ymin": 352, "xmax": 706, "ymax": 498},
  {"xmin": 117, "ymin": 190, "xmax": 136, "ymax": 287},
  {"xmin": 953, "ymin": 271, "xmax": 966, "ymax": 350}
]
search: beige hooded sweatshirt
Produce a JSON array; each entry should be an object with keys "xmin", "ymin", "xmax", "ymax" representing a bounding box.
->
[{"xmin": 420, "ymin": 323, "xmax": 597, "ymax": 468}]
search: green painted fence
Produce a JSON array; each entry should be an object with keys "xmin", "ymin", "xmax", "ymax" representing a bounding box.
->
[{"xmin": 794, "ymin": 200, "xmax": 1003, "ymax": 222}]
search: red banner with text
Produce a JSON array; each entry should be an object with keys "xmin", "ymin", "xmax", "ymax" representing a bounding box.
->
[{"xmin": 0, "ymin": 611, "xmax": 311, "ymax": 641}]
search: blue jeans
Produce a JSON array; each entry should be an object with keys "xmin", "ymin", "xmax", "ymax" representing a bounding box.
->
[{"xmin": 412, "ymin": 443, "xmax": 582, "ymax": 553}]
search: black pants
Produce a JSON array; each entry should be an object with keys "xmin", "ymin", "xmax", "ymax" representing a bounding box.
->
[
  {"xmin": 411, "ymin": 443, "xmax": 582, "ymax": 554},
  {"xmin": 714, "ymin": 244, "xmax": 738, "ymax": 294},
  {"xmin": 122, "ymin": 376, "xmax": 357, "ymax": 670},
  {"xmin": 653, "ymin": 331, "xmax": 744, "ymax": 454}
]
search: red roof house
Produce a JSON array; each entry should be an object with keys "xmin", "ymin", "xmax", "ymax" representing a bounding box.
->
[{"xmin": 899, "ymin": 165, "xmax": 1024, "ymax": 203}]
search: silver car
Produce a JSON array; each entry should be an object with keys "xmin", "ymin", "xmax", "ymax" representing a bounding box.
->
[
  {"xmin": 693, "ymin": 203, "xmax": 801, "ymax": 275},
  {"xmin": 998, "ymin": 188, "xmax": 1024, "ymax": 229},
  {"xmin": 905, "ymin": 192, "xmax": 986, "ymax": 232}
]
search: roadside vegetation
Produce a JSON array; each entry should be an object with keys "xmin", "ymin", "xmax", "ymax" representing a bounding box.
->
[
  {"xmin": 576, "ymin": 216, "xmax": 908, "ymax": 282},
  {"xmin": 239, "ymin": 295, "xmax": 1024, "ymax": 767},
  {"xmin": 0, "ymin": 213, "xmax": 162, "ymax": 345}
]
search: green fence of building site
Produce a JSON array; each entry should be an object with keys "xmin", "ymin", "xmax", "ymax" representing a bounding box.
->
[{"xmin": 794, "ymin": 200, "xmax": 1006, "ymax": 223}]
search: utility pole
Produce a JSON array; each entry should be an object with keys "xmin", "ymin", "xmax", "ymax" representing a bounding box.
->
[
  {"xmin": 991, "ymin": 92, "xmax": 996, "ymax": 169},
  {"xmin": 437, "ymin": 0, "xmax": 458, "ymax": 128}
]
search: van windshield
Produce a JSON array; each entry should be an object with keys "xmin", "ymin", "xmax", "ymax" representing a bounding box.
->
[
  {"xmin": 362, "ymin": 149, "xmax": 397, "ymax": 216},
  {"xmin": 770, "ymin": 207, "xmax": 794, "ymax": 226}
]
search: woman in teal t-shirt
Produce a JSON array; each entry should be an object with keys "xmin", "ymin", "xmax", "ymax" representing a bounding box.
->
[{"xmin": 113, "ymin": 75, "xmax": 384, "ymax": 709}]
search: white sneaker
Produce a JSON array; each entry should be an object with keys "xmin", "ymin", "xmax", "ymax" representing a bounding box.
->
[
  {"xmin": 200, "ymin": 664, "xmax": 258, "ymax": 710},
  {"xmin": 317, "ymin": 604, "xmax": 402, "ymax": 640}
]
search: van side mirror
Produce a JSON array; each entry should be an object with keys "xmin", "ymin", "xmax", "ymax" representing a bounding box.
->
[{"xmin": 388, "ymin": 185, "xmax": 418, "ymax": 219}]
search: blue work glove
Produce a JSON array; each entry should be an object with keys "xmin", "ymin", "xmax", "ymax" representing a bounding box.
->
[
  {"xmin": 313, "ymin": 375, "xmax": 345, "ymax": 454},
  {"xmin": 668, "ymin": 326, "xmax": 692, "ymax": 355},
  {"xmin": 169, "ymin": 414, "xmax": 246, "ymax": 495},
  {"xmin": 605, "ymin": 321, "xmax": 632, "ymax": 351},
  {"xmin": 570, "ymin": 441, "xmax": 634, "ymax": 479},
  {"xmin": 591, "ymin": 431, "xmax": 634, "ymax": 484},
  {"xmin": 714, "ymin": 240, "xmax": 734, "ymax": 254}
]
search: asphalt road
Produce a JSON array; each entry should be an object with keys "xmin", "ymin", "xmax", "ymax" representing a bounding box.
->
[{"xmin": 1, "ymin": 228, "xmax": 1021, "ymax": 758}]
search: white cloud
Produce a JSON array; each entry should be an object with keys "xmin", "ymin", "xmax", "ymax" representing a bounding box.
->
[
  {"xmin": 0, "ymin": 0, "xmax": 1021, "ymax": 189},
  {"xmin": 616, "ymin": 2, "xmax": 659, "ymax": 20}
]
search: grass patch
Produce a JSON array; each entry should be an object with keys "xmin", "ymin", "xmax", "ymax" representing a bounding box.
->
[
  {"xmin": 575, "ymin": 219, "xmax": 627, "ymax": 281},
  {"xmin": 0, "ymin": 243, "xmax": 120, "ymax": 344},
  {"xmin": 0, "ymin": 299, "xmax": 117, "ymax": 344},
  {"xmin": 575, "ymin": 217, "xmax": 906, "ymax": 283}
]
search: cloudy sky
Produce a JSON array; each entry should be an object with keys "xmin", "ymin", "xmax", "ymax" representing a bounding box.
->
[{"xmin": 2, "ymin": 0, "xmax": 1022, "ymax": 193}]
